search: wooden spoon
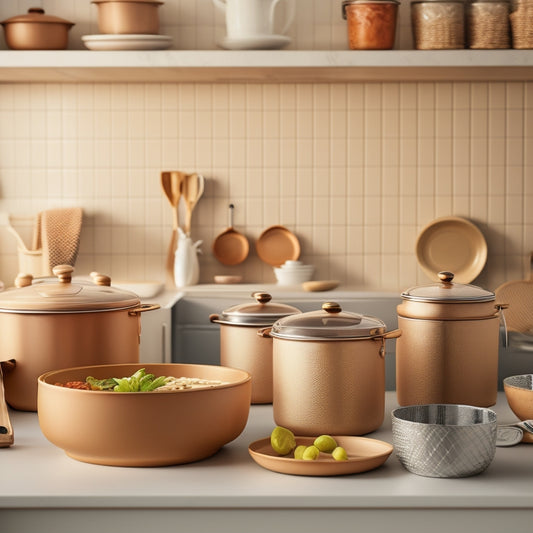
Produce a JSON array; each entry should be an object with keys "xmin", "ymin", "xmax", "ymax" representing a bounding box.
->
[
  {"xmin": 161, "ymin": 171, "xmax": 185, "ymax": 286},
  {"xmin": 182, "ymin": 173, "xmax": 205, "ymax": 234},
  {"xmin": 0, "ymin": 363, "xmax": 14, "ymax": 448}
]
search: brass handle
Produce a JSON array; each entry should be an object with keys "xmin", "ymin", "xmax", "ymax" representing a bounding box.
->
[
  {"xmin": 128, "ymin": 303, "xmax": 160, "ymax": 316},
  {"xmin": 257, "ymin": 327, "xmax": 272, "ymax": 338},
  {"xmin": 53, "ymin": 264, "xmax": 74, "ymax": 283},
  {"xmin": 382, "ymin": 328, "xmax": 402, "ymax": 340},
  {"xmin": 209, "ymin": 313, "xmax": 220, "ymax": 323},
  {"xmin": 438, "ymin": 271, "xmax": 454, "ymax": 284}
]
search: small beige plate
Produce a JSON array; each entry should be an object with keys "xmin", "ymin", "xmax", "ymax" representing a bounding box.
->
[
  {"xmin": 415, "ymin": 216, "xmax": 487, "ymax": 283},
  {"xmin": 248, "ymin": 436, "xmax": 393, "ymax": 476},
  {"xmin": 302, "ymin": 280, "xmax": 339, "ymax": 292}
]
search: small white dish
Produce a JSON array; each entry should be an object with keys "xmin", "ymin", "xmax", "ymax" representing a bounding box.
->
[
  {"xmin": 218, "ymin": 34, "xmax": 290, "ymax": 50},
  {"xmin": 82, "ymin": 34, "xmax": 173, "ymax": 51}
]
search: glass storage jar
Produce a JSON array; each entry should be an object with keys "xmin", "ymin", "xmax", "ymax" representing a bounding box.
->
[
  {"xmin": 509, "ymin": 0, "xmax": 533, "ymax": 48},
  {"xmin": 342, "ymin": 0, "xmax": 400, "ymax": 49},
  {"xmin": 467, "ymin": 0, "xmax": 511, "ymax": 48},
  {"xmin": 411, "ymin": 0, "xmax": 466, "ymax": 49}
]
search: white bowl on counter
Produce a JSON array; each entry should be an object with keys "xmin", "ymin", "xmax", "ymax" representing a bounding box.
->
[{"xmin": 274, "ymin": 260, "xmax": 314, "ymax": 285}]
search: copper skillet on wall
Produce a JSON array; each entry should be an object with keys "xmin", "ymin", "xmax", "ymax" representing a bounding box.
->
[
  {"xmin": 256, "ymin": 225, "xmax": 300, "ymax": 267},
  {"xmin": 212, "ymin": 204, "xmax": 249, "ymax": 265}
]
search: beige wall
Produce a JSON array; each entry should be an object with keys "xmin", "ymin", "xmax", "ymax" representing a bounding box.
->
[
  {"xmin": 0, "ymin": 1, "xmax": 531, "ymax": 292},
  {"xmin": 0, "ymin": 81, "xmax": 531, "ymax": 292}
]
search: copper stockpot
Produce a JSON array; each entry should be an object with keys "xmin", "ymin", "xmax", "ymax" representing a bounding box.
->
[
  {"xmin": 210, "ymin": 292, "xmax": 300, "ymax": 404},
  {"xmin": 91, "ymin": 0, "xmax": 163, "ymax": 35},
  {"xmin": 1, "ymin": 8, "xmax": 74, "ymax": 50},
  {"xmin": 0, "ymin": 265, "xmax": 159, "ymax": 411},
  {"xmin": 261, "ymin": 302, "xmax": 401, "ymax": 436},
  {"xmin": 396, "ymin": 271, "xmax": 507, "ymax": 407}
]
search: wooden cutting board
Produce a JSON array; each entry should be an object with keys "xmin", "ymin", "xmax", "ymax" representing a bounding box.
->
[{"xmin": 495, "ymin": 253, "xmax": 533, "ymax": 333}]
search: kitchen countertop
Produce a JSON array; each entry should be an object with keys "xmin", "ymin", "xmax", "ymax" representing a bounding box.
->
[{"xmin": 1, "ymin": 392, "xmax": 532, "ymax": 533}]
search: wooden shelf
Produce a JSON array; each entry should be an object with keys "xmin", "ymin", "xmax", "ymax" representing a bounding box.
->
[{"xmin": 0, "ymin": 49, "xmax": 532, "ymax": 83}]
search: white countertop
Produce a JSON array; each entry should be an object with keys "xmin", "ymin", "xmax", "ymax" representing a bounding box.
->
[{"xmin": 1, "ymin": 392, "xmax": 532, "ymax": 533}]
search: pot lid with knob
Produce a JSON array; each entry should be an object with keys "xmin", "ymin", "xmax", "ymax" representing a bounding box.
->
[
  {"xmin": 269, "ymin": 302, "xmax": 390, "ymax": 340},
  {"xmin": 0, "ymin": 265, "xmax": 141, "ymax": 313},
  {"xmin": 210, "ymin": 291, "xmax": 301, "ymax": 326},
  {"xmin": 1, "ymin": 8, "xmax": 75, "ymax": 27},
  {"xmin": 401, "ymin": 271, "xmax": 495, "ymax": 303}
]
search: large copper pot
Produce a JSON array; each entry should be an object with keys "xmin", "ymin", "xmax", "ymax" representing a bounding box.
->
[
  {"xmin": 261, "ymin": 302, "xmax": 400, "ymax": 436},
  {"xmin": 396, "ymin": 271, "xmax": 506, "ymax": 407},
  {"xmin": 0, "ymin": 265, "xmax": 159, "ymax": 411}
]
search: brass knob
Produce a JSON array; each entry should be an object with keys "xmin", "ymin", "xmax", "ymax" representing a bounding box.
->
[
  {"xmin": 14, "ymin": 273, "xmax": 33, "ymax": 288},
  {"xmin": 253, "ymin": 292, "xmax": 272, "ymax": 305},
  {"xmin": 322, "ymin": 302, "xmax": 342, "ymax": 314},
  {"xmin": 93, "ymin": 274, "xmax": 111, "ymax": 287},
  {"xmin": 53, "ymin": 264, "xmax": 74, "ymax": 284},
  {"xmin": 438, "ymin": 271, "xmax": 455, "ymax": 284}
]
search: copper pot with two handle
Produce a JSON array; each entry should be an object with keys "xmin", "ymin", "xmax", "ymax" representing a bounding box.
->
[
  {"xmin": 259, "ymin": 302, "xmax": 401, "ymax": 436},
  {"xmin": 210, "ymin": 292, "xmax": 300, "ymax": 404},
  {"xmin": 0, "ymin": 265, "xmax": 159, "ymax": 414},
  {"xmin": 396, "ymin": 271, "xmax": 507, "ymax": 408}
]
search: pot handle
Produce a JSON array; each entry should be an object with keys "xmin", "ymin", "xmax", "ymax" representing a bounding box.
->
[
  {"xmin": 496, "ymin": 304, "xmax": 509, "ymax": 348},
  {"xmin": 382, "ymin": 328, "xmax": 401, "ymax": 340},
  {"xmin": 374, "ymin": 328, "xmax": 401, "ymax": 358},
  {"xmin": 209, "ymin": 313, "xmax": 220, "ymax": 323},
  {"xmin": 257, "ymin": 327, "xmax": 272, "ymax": 338},
  {"xmin": 128, "ymin": 303, "xmax": 160, "ymax": 316},
  {"xmin": 0, "ymin": 363, "xmax": 14, "ymax": 448}
]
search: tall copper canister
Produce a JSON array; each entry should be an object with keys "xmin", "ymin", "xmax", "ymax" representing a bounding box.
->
[{"xmin": 396, "ymin": 271, "xmax": 506, "ymax": 407}]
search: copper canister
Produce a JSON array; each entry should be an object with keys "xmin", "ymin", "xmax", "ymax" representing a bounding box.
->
[
  {"xmin": 396, "ymin": 271, "xmax": 506, "ymax": 407},
  {"xmin": 263, "ymin": 303, "xmax": 400, "ymax": 436}
]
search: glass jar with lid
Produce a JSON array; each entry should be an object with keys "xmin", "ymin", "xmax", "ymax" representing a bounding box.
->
[
  {"xmin": 411, "ymin": 0, "xmax": 466, "ymax": 49},
  {"xmin": 467, "ymin": 0, "xmax": 511, "ymax": 48}
]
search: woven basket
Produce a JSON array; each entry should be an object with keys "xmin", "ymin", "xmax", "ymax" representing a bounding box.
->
[{"xmin": 510, "ymin": 0, "xmax": 533, "ymax": 48}]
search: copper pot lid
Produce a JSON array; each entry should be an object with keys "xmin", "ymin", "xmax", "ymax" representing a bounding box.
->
[
  {"xmin": 91, "ymin": 0, "xmax": 164, "ymax": 4},
  {"xmin": 214, "ymin": 292, "xmax": 301, "ymax": 326},
  {"xmin": 401, "ymin": 271, "xmax": 495, "ymax": 303},
  {"xmin": 270, "ymin": 302, "xmax": 387, "ymax": 340},
  {"xmin": 1, "ymin": 8, "xmax": 74, "ymax": 27},
  {"xmin": 0, "ymin": 265, "xmax": 140, "ymax": 313}
]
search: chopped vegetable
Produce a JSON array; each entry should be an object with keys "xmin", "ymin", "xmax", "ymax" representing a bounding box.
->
[{"xmin": 86, "ymin": 368, "xmax": 167, "ymax": 392}]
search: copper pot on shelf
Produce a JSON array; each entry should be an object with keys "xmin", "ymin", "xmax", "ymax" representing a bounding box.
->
[{"xmin": 1, "ymin": 8, "xmax": 74, "ymax": 50}]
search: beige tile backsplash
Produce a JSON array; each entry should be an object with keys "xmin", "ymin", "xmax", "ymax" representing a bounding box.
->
[
  {"xmin": 0, "ymin": 1, "xmax": 531, "ymax": 292},
  {"xmin": 0, "ymin": 81, "xmax": 531, "ymax": 293}
]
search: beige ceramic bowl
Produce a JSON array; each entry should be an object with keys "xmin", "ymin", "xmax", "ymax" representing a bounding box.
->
[
  {"xmin": 38, "ymin": 363, "xmax": 251, "ymax": 466},
  {"xmin": 504, "ymin": 374, "xmax": 533, "ymax": 443}
]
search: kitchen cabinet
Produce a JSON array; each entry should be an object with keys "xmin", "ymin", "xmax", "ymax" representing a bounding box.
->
[
  {"xmin": 0, "ymin": 50, "xmax": 532, "ymax": 83},
  {"xmin": 1, "ymin": 392, "xmax": 532, "ymax": 533}
]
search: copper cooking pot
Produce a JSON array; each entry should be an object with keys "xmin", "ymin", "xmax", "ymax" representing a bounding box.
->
[
  {"xmin": 1, "ymin": 8, "xmax": 74, "ymax": 50},
  {"xmin": 210, "ymin": 292, "xmax": 300, "ymax": 404},
  {"xmin": 260, "ymin": 302, "xmax": 400, "ymax": 436},
  {"xmin": 396, "ymin": 271, "xmax": 507, "ymax": 407},
  {"xmin": 0, "ymin": 265, "xmax": 159, "ymax": 411}
]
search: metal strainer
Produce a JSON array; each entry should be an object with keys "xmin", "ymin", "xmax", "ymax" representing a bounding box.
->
[{"xmin": 391, "ymin": 404, "xmax": 497, "ymax": 478}]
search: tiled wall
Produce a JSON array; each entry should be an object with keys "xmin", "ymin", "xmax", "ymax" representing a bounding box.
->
[{"xmin": 0, "ymin": 1, "xmax": 531, "ymax": 292}]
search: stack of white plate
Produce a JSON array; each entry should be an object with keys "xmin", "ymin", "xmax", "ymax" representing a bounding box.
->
[{"xmin": 274, "ymin": 260, "xmax": 314, "ymax": 286}]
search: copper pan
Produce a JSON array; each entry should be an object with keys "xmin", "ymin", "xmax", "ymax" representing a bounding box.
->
[
  {"xmin": 212, "ymin": 204, "xmax": 249, "ymax": 266},
  {"xmin": 256, "ymin": 225, "xmax": 300, "ymax": 267}
]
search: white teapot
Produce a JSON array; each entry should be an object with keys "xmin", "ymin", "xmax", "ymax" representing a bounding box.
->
[{"xmin": 174, "ymin": 228, "xmax": 202, "ymax": 287}]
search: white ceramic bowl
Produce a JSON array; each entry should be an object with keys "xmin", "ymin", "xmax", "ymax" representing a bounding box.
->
[{"xmin": 274, "ymin": 266, "xmax": 314, "ymax": 285}]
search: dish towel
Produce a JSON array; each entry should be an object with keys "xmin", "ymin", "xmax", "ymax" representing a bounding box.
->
[{"xmin": 41, "ymin": 207, "xmax": 83, "ymax": 273}]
